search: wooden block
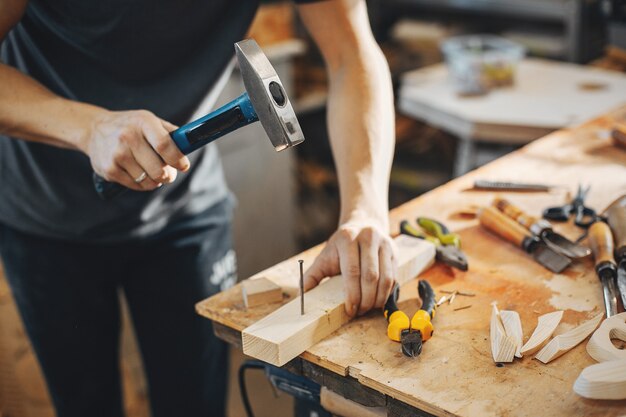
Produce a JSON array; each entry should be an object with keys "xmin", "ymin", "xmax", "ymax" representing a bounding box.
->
[
  {"xmin": 520, "ymin": 311, "xmax": 563, "ymax": 356},
  {"xmin": 242, "ymin": 277, "xmax": 283, "ymax": 308},
  {"xmin": 241, "ymin": 235, "xmax": 436, "ymax": 366},
  {"xmin": 535, "ymin": 312, "xmax": 604, "ymax": 364},
  {"xmin": 490, "ymin": 303, "xmax": 516, "ymax": 363},
  {"xmin": 586, "ymin": 312, "xmax": 626, "ymax": 363},
  {"xmin": 573, "ymin": 359, "xmax": 626, "ymax": 400},
  {"xmin": 500, "ymin": 310, "xmax": 523, "ymax": 358}
]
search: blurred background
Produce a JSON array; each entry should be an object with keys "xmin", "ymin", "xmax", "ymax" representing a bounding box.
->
[{"xmin": 1, "ymin": 0, "xmax": 625, "ymax": 416}]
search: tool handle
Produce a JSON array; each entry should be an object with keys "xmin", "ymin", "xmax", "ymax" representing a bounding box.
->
[
  {"xmin": 417, "ymin": 217, "xmax": 460, "ymax": 247},
  {"xmin": 93, "ymin": 93, "xmax": 258, "ymax": 200},
  {"xmin": 607, "ymin": 205, "xmax": 626, "ymax": 261},
  {"xmin": 417, "ymin": 280, "xmax": 436, "ymax": 317},
  {"xmin": 589, "ymin": 221, "xmax": 615, "ymax": 266},
  {"xmin": 493, "ymin": 198, "xmax": 541, "ymax": 230},
  {"xmin": 399, "ymin": 221, "xmax": 438, "ymax": 245},
  {"xmin": 479, "ymin": 206, "xmax": 532, "ymax": 248},
  {"xmin": 612, "ymin": 123, "xmax": 626, "ymax": 150}
]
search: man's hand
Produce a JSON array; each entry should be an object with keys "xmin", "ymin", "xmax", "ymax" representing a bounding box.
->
[
  {"xmin": 84, "ymin": 110, "xmax": 190, "ymax": 191},
  {"xmin": 304, "ymin": 219, "xmax": 397, "ymax": 317}
]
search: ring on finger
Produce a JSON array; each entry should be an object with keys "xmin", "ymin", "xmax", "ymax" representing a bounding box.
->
[{"xmin": 134, "ymin": 171, "xmax": 147, "ymax": 184}]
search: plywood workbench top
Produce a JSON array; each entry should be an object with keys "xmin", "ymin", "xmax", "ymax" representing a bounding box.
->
[{"xmin": 197, "ymin": 105, "xmax": 626, "ymax": 417}]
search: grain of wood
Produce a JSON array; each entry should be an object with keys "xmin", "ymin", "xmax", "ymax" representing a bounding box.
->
[
  {"xmin": 520, "ymin": 311, "xmax": 563, "ymax": 356},
  {"xmin": 500, "ymin": 310, "xmax": 523, "ymax": 358},
  {"xmin": 241, "ymin": 236, "xmax": 436, "ymax": 366},
  {"xmin": 535, "ymin": 313, "xmax": 604, "ymax": 364},
  {"xmin": 490, "ymin": 303, "xmax": 516, "ymax": 363},
  {"xmin": 573, "ymin": 359, "xmax": 626, "ymax": 400},
  {"xmin": 242, "ymin": 277, "xmax": 283, "ymax": 308},
  {"xmin": 586, "ymin": 312, "xmax": 626, "ymax": 363}
]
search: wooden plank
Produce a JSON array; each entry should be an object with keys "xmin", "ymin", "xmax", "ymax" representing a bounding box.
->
[
  {"xmin": 241, "ymin": 236, "xmax": 436, "ymax": 366},
  {"xmin": 242, "ymin": 277, "xmax": 283, "ymax": 308}
]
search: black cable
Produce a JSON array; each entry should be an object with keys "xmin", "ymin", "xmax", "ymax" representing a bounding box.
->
[{"xmin": 238, "ymin": 360, "xmax": 267, "ymax": 417}]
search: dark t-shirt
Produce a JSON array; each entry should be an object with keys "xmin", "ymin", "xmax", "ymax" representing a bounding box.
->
[{"xmin": 0, "ymin": 0, "xmax": 310, "ymax": 242}]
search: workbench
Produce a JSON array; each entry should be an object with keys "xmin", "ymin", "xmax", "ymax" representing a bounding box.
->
[{"xmin": 197, "ymin": 105, "xmax": 626, "ymax": 417}]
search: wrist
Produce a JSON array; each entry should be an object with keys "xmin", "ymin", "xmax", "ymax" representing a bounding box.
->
[
  {"xmin": 340, "ymin": 206, "xmax": 389, "ymax": 232},
  {"xmin": 57, "ymin": 98, "xmax": 109, "ymax": 153}
]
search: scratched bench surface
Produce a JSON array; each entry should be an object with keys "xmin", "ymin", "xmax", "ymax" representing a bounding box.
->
[{"xmin": 197, "ymin": 106, "xmax": 626, "ymax": 417}]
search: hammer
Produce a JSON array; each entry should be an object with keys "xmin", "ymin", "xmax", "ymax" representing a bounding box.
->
[{"xmin": 94, "ymin": 39, "xmax": 305, "ymax": 199}]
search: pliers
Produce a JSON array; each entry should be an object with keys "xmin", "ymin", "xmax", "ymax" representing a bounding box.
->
[
  {"xmin": 384, "ymin": 280, "xmax": 437, "ymax": 357},
  {"xmin": 400, "ymin": 217, "xmax": 469, "ymax": 271}
]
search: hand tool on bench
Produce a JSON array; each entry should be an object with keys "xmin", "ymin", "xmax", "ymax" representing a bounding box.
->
[
  {"xmin": 493, "ymin": 197, "xmax": 591, "ymax": 259},
  {"xmin": 607, "ymin": 202, "xmax": 626, "ymax": 308},
  {"xmin": 94, "ymin": 39, "xmax": 304, "ymax": 199},
  {"xmin": 472, "ymin": 180, "xmax": 554, "ymax": 192},
  {"xmin": 478, "ymin": 206, "xmax": 571, "ymax": 273},
  {"xmin": 588, "ymin": 220, "xmax": 620, "ymax": 317},
  {"xmin": 400, "ymin": 219, "xmax": 468, "ymax": 271},
  {"xmin": 543, "ymin": 185, "xmax": 598, "ymax": 228},
  {"xmin": 384, "ymin": 280, "xmax": 436, "ymax": 358}
]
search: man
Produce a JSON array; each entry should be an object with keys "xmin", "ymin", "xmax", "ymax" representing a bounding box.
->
[{"xmin": 0, "ymin": 0, "xmax": 396, "ymax": 416}]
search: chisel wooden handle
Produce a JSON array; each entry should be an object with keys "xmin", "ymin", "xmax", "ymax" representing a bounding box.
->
[
  {"xmin": 607, "ymin": 205, "xmax": 626, "ymax": 261},
  {"xmin": 612, "ymin": 123, "xmax": 626, "ymax": 150},
  {"xmin": 479, "ymin": 206, "xmax": 532, "ymax": 247},
  {"xmin": 588, "ymin": 221, "xmax": 615, "ymax": 266},
  {"xmin": 492, "ymin": 198, "xmax": 540, "ymax": 230}
]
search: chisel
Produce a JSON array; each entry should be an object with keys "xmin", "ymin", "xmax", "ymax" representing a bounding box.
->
[
  {"xmin": 493, "ymin": 198, "xmax": 591, "ymax": 259},
  {"xmin": 607, "ymin": 203, "xmax": 626, "ymax": 309},
  {"xmin": 588, "ymin": 221, "xmax": 619, "ymax": 317},
  {"xmin": 472, "ymin": 180, "xmax": 553, "ymax": 192},
  {"xmin": 478, "ymin": 206, "xmax": 571, "ymax": 273}
]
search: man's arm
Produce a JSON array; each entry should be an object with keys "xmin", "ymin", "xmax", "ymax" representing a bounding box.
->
[
  {"xmin": 298, "ymin": 0, "xmax": 396, "ymax": 316},
  {"xmin": 0, "ymin": 0, "xmax": 189, "ymax": 190}
]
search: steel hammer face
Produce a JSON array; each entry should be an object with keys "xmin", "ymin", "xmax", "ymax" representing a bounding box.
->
[{"xmin": 235, "ymin": 39, "xmax": 305, "ymax": 151}]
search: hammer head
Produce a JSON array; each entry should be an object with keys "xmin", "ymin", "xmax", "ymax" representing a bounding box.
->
[{"xmin": 235, "ymin": 39, "xmax": 305, "ymax": 151}]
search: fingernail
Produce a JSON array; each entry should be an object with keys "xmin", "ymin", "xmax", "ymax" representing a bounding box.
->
[{"xmin": 350, "ymin": 304, "xmax": 359, "ymax": 316}]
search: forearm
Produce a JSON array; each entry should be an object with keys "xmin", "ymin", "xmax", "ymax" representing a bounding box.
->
[
  {"xmin": 0, "ymin": 63, "xmax": 104, "ymax": 151},
  {"xmin": 327, "ymin": 46, "xmax": 394, "ymax": 229}
]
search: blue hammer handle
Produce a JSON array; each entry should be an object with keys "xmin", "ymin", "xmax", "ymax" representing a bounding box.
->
[{"xmin": 93, "ymin": 93, "xmax": 258, "ymax": 200}]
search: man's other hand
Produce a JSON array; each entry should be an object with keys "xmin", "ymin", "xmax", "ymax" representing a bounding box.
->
[{"xmin": 303, "ymin": 219, "xmax": 397, "ymax": 317}]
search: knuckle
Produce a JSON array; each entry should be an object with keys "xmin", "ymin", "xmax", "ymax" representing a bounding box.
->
[
  {"xmin": 358, "ymin": 227, "xmax": 376, "ymax": 244},
  {"xmin": 112, "ymin": 148, "xmax": 131, "ymax": 165},
  {"xmin": 135, "ymin": 109, "xmax": 154, "ymax": 121},
  {"xmin": 154, "ymin": 139, "xmax": 171, "ymax": 155},
  {"xmin": 337, "ymin": 228, "xmax": 354, "ymax": 242},
  {"xmin": 363, "ymin": 268, "xmax": 378, "ymax": 283},
  {"xmin": 346, "ymin": 264, "xmax": 361, "ymax": 280}
]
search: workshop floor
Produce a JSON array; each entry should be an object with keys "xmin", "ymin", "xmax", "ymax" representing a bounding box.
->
[{"xmin": 227, "ymin": 347, "xmax": 293, "ymax": 417}]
